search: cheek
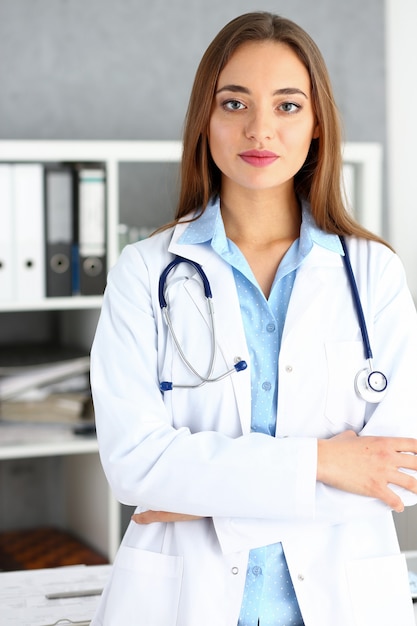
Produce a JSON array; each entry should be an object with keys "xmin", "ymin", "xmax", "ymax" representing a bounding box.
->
[
  {"xmin": 284, "ymin": 123, "xmax": 317, "ymax": 156},
  {"xmin": 208, "ymin": 120, "xmax": 230, "ymax": 166}
]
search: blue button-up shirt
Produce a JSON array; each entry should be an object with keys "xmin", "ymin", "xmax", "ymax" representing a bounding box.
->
[{"xmin": 179, "ymin": 196, "xmax": 342, "ymax": 626}]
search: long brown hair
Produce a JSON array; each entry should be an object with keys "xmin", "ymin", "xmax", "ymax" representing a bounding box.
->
[{"xmin": 166, "ymin": 12, "xmax": 386, "ymax": 245}]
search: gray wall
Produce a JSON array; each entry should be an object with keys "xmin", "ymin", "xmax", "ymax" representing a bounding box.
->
[
  {"xmin": 0, "ymin": 0, "xmax": 385, "ymax": 144},
  {"xmin": 0, "ymin": 0, "xmax": 386, "ymax": 231}
]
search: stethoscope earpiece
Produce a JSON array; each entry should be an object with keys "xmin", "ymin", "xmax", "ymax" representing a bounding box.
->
[{"xmin": 354, "ymin": 368, "xmax": 388, "ymax": 403}]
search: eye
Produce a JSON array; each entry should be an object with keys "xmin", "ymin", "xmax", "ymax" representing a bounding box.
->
[
  {"xmin": 222, "ymin": 99, "xmax": 246, "ymax": 111},
  {"xmin": 278, "ymin": 102, "xmax": 301, "ymax": 114}
]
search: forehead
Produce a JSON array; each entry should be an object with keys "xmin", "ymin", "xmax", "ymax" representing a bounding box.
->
[{"xmin": 218, "ymin": 41, "xmax": 311, "ymax": 91}]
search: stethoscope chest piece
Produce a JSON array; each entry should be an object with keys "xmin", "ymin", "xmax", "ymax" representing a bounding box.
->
[
  {"xmin": 340, "ymin": 236, "xmax": 388, "ymax": 404},
  {"xmin": 354, "ymin": 368, "xmax": 388, "ymax": 403}
]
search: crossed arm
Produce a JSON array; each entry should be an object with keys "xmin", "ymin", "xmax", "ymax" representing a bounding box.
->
[{"xmin": 132, "ymin": 430, "xmax": 417, "ymax": 525}]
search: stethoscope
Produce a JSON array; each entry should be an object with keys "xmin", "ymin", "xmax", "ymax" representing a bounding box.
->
[
  {"xmin": 158, "ymin": 256, "xmax": 248, "ymax": 391},
  {"xmin": 158, "ymin": 239, "xmax": 388, "ymax": 403},
  {"xmin": 339, "ymin": 236, "xmax": 388, "ymax": 403}
]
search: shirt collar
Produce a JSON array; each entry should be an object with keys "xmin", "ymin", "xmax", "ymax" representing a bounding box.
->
[{"xmin": 177, "ymin": 195, "xmax": 343, "ymax": 255}]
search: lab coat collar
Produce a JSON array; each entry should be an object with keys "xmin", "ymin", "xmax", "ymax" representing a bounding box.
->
[{"xmin": 174, "ymin": 195, "xmax": 344, "ymax": 257}]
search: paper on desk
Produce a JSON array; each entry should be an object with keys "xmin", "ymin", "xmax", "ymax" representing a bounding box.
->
[{"xmin": 0, "ymin": 564, "xmax": 111, "ymax": 626}]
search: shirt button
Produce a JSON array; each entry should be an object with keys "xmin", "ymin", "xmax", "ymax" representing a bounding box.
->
[
  {"xmin": 252, "ymin": 566, "xmax": 262, "ymax": 576},
  {"xmin": 266, "ymin": 323, "xmax": 276, "ymax": 333},
  {"xmin": 262, "ymin": 381, "xmax": 271, "ymax": 391},
  {"xmin": 231, "ymin": 567, "xmax": 239, "ymax": 575},
  {"xmin": 285, "ymin": 365, "xmax": 293, "ymax": 373},
  {"xmin": 298, "ymin": 573, "xmax": 305, "ymax": 581}
]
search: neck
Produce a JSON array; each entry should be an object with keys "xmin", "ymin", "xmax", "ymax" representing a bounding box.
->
[
  {"xmin": 220, "ymin": 185, "xmax": 301, "ymax": 245},
  {"xmin": 219, "ymin": 185, "xmax": 301, "ymax": 298}
]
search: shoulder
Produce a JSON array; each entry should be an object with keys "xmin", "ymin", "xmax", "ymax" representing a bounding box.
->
[
  {"xmin": 344, "ymin": 236, "xmax": 402, "ymax": 274},
  {"xmin": 116, "ymin": 227, "xmax": 175, "ymax": 269},
  {"xmin": 344, "ymin": 236, "xmax": 410, "ymax": 304},
  {"xmin": 104, "ymin": 228, "xmax": 176, "ymax": 300}
]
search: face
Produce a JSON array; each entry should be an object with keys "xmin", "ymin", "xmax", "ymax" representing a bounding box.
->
[{"xmin": 208, "ymin": 41, "xmax": 319, "ymax": 196}]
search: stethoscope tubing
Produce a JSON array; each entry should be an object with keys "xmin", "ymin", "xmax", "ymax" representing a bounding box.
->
[
  {"xmin": 158, "ymin": 255, "xmax": 247, "ymax": 390},
  {"xmin": 161, "ymin": 299, "xmax": 217, "ymax": 387},
  {"xmin": 340, "ymin": 236, "xmax": 387, "ymax": 398},
  {"xmin": 158, "ymin": 241, "xmax": 387, "ymax": 399},
  {"xmin": 158, "ymin": 256, "xmax": 212, "ymax": 308},
  {"xmin": 340, "ymin": 236, "xmax": 373, "ymax": 361}
]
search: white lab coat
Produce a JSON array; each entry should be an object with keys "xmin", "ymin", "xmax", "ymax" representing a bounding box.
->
[{"xmin": 90, "ymin": 218, "xmax": 417, "ymax": 626}]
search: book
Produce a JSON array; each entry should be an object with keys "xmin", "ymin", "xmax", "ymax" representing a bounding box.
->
[
  {"xmin": 74, "ymin": 165, "xmax": 107, "ymax": 295},
  {"xmin": 0, "ymin": 164, "xmax": 14, "ymax": 301},
  {"xmin": 13, "ymin": 164, "xmax": 46, "ymax": 301},
  {"xmin": 44, "ymin": 165, "xmax": 74, "ymax": 297}
]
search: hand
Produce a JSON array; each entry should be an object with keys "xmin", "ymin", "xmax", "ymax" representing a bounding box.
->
[
  {"xmin": 132, "ymin": 511, "xmax": 203, "ymax": 525},
  {"xmin": 317, "ymin": 430, "xmax": 417, "ymax": 512}
]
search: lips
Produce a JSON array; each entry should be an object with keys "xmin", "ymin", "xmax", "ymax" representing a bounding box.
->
[{"xmin": 239, "ymin": 149, "xmax": 279, "ymax": 167}]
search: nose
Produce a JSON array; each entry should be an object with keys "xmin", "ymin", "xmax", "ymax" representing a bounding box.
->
[{"xmin": 244, "ymin": 106, "xmax": 275, "ymax": 141}]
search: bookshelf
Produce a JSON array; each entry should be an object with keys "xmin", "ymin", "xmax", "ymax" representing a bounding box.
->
[{"xmin": 0, "ymin": 140, "xmax": 182, "ymax": 565}]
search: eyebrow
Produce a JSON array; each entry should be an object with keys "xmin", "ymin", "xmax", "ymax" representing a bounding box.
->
[{"xmin": 215, "ymin": 85, "xmax": 308, "ymax": 99}]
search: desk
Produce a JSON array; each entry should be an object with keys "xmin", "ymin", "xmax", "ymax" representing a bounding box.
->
[
  {"xmin": 0, "ymin": 564, "xmax": 111, "ymax": 626},
  {"xmin": 1, "ymin": 560, "xmax": 416, "ymax": 624},
  {"xmin": 405, "ymin": 551, "xmax": 417, "ymax": 624}
]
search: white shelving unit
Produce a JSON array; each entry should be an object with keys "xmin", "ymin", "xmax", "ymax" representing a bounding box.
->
[
  {"xmin": 0, "ymin": 140, "xmax": 182, "ymax": 562},
  {"xmin": 3, "ymin": 140, "xmax": 406, "ymax": 562}
]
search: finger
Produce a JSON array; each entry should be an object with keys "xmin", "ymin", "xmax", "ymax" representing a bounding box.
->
[
  {"xmin": 396, "ymin": 452, "xmax": 417, "ymax": 471},
  {"xmin": 131, "ymin": 511, "xmax": 203, "ymax": 524},
  {"xmin": 131, "ymin": 511, "xmax": 161, "ymax": 524},
  {"xmin": 392, "ymin": 438, "xmax": 417, "ymax": 454},
  {"xmin": 379, "ymin": 485, "xmax": 404, "ymax": 513},
  {"xmin": 389, "ymin": 495, "xmax": 404, "ymax": 514},
  {"xmin": 333, "ymin": 430, "xmax": 358, "ymax": 441},
  {"xmin": 390, "ymin": 468, "xmax": 417, "ymax": 494}
]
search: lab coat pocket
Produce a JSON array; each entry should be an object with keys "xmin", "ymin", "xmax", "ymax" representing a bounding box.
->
[
  {"xmin": 346, "ymin": 554, "xmax": 414, "ymax": 626},
  {"xmin": 324, "ymin": 341, "xmax": 366, "ymax": 430},
  {"xmin": 102, "ymin": 545, "xmax": 183, "ymax": 626}
]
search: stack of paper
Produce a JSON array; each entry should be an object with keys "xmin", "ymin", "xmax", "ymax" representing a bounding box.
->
[
  {"xmin": 0, "ymin": 564, "xmax": 110, "ymax": 626},
  {"xmin": 0, "ymin": 344, "xmax": 92, "ymax": 426}
]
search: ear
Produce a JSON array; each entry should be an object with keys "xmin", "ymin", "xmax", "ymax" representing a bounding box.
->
[{"xmin": 312, "ymin": 122, "xmax": 320, "ymax": 139}]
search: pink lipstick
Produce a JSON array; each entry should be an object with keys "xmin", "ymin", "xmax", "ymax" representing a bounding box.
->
[{"xmin": 239, "ymin": 149, "xmax": 279, "ymax": 167}]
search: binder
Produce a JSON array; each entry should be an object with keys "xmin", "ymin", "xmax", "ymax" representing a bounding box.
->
[
  {"xmin": 0, "ymin": 164, "xmax": 14, "ymax": 301},
  {"xmin": 75, "ymin": 166, "xmax": 106, "ymax": 296},
  {"xmin": 44, "ymin": 165, "xmax": 73, "ymax": 297},
  {"xmin": 13, "ymin": 164, "xmax": 46, "ymax": 301}
]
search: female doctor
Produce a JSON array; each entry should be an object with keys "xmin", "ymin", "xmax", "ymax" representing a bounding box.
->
[{"xmin": 90, "ymin": 12, "xmax": 417, "ymax": 626}]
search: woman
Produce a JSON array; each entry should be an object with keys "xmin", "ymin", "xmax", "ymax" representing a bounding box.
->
[{"xmin": 90, "ymin": 12, "xmax": 417, "ymax": 626}]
